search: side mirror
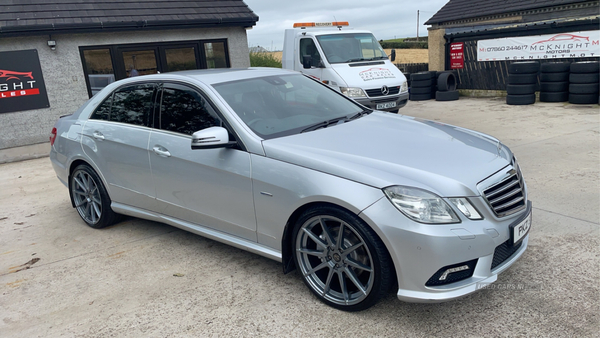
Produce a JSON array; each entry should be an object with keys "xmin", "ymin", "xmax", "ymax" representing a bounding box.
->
[
  {"xmin": 390, "ymin": 49, "xmax": 396, "ymax": 62},
  {"xmin": 302, "ymin": 55, "xmax": 312, "ymax": 69},
  {"xmin": 191, "ymin": 126, "xmax": 237, "ymax": 150}
]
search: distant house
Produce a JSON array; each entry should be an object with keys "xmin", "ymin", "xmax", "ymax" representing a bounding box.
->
[
  {"xmin": 0, "ymin": 0, "xmax": 258, "ymax": 159},
  {"xmin": 425, "ymin": 0, "xmax": 599, "ymax": 91}
]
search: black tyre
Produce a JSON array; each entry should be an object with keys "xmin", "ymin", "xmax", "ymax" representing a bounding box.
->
[
  {"xmin": 410, "ymin": 86, "xmax": 432, "ymax": 95},
  {"xmin": 540, "ymin": 91, "xmax": 568, "ymax": 102},
  {"xmin": 409, "ymin": 93, "xmax": 433, "ymax": 101},
  {"xmin": 507, "ymin": 73, "xmax": 537, "ymax": 84},
  {"xmin": 509, "ymin": 61, "xmax": 540, "ymax": 74},
  {"xmin": 570, "ymin": 61, "xmax": 599, "ymax": 74},
  {"xmin": 506, "ymin": 94, "xmax": 536, "ymax": 105},
  {"xmin": 293, "ymin": 205, "xmax": 393, "ymax": 311},
  {"xmin": 540, "ymin": 62, "xmax": 571, "ymax": 73},
  {"xmin": 506, "ymin": 84, "xmax": 536, "ymax": 95},
  {"xmin": 570, "ymin": 73, "xmax": 600, "ymax": 84},
  {"xmin": 437, "ymin": 72, "xmax": 457, "ymax": 91},
  {"xmin": 410, "ymin": 79, "xmax": 433, "ymax": 88},
  {"xmin": 69, "ymin": 164, "xmax": 121, "ymax": 229},
  {"xmin": 569, "ymin": 93, "xmax": 599, "ymax": 104},
  {"xmin": 411, "ymin": 72, "xmax": 432, "ymax": 81},
  {"xmin": 540, "ymin": 82, "xmax": 568, "ymax": 92},
  {"xmin": 569, "ymin": 83, "xmax": 600, "ymax": 94},
  {"xmin": 540, "ymin": 72, "xmax": 569, "ymax": 82},
  {"xmin": 435, "ymin": 90, "xmax": 459, "ymax": 101}
]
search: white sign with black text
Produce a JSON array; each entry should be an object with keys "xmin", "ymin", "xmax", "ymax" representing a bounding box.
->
[{"xmin": 477, "ymin": 31, "xmax": 599, "ymax": 61}]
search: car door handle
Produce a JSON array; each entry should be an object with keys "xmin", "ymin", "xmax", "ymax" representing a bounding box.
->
[
  {"xmin": 93, "ymin": 131, "xmax": 105, "ymax": 140},
  {"xmin": 152, "ymin": 146, "xmax": 171, "ymax": 157}
]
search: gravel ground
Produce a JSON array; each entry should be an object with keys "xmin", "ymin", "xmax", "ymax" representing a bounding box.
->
[{"xmin": 1, "ymin": 97, "xmax": 598, "ymax": 337}]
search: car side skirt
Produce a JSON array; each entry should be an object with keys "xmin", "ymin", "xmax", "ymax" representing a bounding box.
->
[{"xmin": 111, "ymin": 202, "xmax": 283, "ymax": 262}]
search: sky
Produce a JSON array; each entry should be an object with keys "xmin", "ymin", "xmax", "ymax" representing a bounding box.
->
[{"xmin": 243, "ymin": 0, "xmax": 450, "ymax": 51}]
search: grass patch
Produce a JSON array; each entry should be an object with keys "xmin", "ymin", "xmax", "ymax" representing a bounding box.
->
[{"xmin": 249, "ymin": 52, "xmax": 282, "ymax": 68}]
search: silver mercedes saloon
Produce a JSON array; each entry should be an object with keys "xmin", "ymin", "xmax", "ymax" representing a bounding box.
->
[{"xmin": 49, "ymin": 68, "xmax": 531, "ymax": 311}]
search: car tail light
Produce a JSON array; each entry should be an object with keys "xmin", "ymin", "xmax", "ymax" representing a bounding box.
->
[{"xmin": 50, "ymin": 127, "xmax": 57, "ymax": 146}]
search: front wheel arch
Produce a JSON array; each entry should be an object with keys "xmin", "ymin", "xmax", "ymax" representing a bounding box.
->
[{"xmin": 281, "ymin": 202, "xmax": 396, "ymax": 286}]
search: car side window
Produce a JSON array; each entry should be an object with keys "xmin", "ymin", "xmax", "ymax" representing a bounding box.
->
[
  {"xmin": 159, "ymin": 84, "xmax": 221, "ymax": 135},
  {"xmin": 110, "ymin": 84, "xmax": 156, "ymax": 126},
  {"xmin": 90, "ymin": 94, "xmax": 112, "ymax": 121},
  {"xmin": 89, "ymin": 83, "xmax": 155, "ymax": 126}
]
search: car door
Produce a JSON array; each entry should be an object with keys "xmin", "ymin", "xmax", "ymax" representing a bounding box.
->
[
  {"xmin": 148, "ymin": 82, "xmax": 256, "ymax": 241},
  {"xmin": 81, "ymin": 82, "xmax": 157, "ymax": 211}
]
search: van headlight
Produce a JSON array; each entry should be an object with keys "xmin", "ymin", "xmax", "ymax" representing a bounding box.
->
[
  {"xmin": 340, "ymin": 87, "xmax": 366, "ymax": 98},
  {"xmin": 383, "ymin": 186, "xmax": 460, "ymax": 224},
  {"xmin": 401, "ymin": 81, "xmax": 408, "ymax": 92}
]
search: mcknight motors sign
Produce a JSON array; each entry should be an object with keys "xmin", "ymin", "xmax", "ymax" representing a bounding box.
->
[{"xmin": 0, "ymin": 50, "xmax": 50, "ymax": 114}]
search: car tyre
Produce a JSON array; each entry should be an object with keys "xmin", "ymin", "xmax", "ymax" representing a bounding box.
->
[
  {"xmin": 506, "ymin": 84, "xmax": 536, "ymax": 95},
  {"xmin": 540, "ymin": 62, "xmax": 571, "ymax": 73},
  {"xmin": 570, "ymin": 73, "xmax": 599, "ymax": 84},
  {"xmin": 508, "ymin": 61, "xmax": 540, "ymax": 74},
  {"xmin": 293, "ymin": 205, "xmax": 393, "ymax": 311},
  {"xmin": 410, "ymin": 79, "xmax": 433, "ymax": 88},
  {"xmin": 539, "ymin": 72, "xmax": 569, "ymax": 82},
  {"xmin": 70, "ymin": 164, "xmax": 121, "ymax": 229},
  {"xmin": 539, "ymin": 91, "xmax": 568, "ymax": 102},
  {"xmin": 570, "ymin": 61, "xmax": 599, "ymax": 74},
  {"xmin": 540, "ymin": 82, "xmax": 568, "ymax": 92},
  {"xmin": 568, "ymin": 93, "xmax": 599, "ymax": 104},
  {"xmin": 506, "ymin": 94, "xmax": 536, "ymax": 105},
  {"xmin": 435, "ymin": 90, "xmax": 459, "ymax": 101},
  {"xmin": 437, "ymin": 72, "xmax": 457, "ymax": 91},
  {"xmin": 409, "ymin": 93, "xmax": 433, "ymax": 101},
  {"xmin": 569, "ymin": 83, "xmax": 600, "ymax": 95},
  {"xmin": 507, "ymin": 73, "xmax": 537, "ymax": 85}
]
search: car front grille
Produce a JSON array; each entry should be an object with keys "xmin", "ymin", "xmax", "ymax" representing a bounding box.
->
[
  {"xmin": 482, "ymin": 160, "xmax": 526, "ymax": 217},
  {"xmin": 491, "ymin": 239, "xmax": 522, "ymax": 270},
  {"xmin": 365, "ymin": 86, "xmax": 400, "ymax": 97}
]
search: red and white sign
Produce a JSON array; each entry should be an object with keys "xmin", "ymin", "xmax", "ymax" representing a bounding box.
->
[
  {"xmin": 450, "ymin": 43, "xmax": 464, "ymax": 69},
  {"xmin": 477, "ymin": 31, "xmax": 599, "ymax": 61}
]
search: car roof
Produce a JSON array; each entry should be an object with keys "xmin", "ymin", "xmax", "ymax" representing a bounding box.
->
[{"xmin": 118, "ymin": 67, "xmax": 299, "ymax": 86}]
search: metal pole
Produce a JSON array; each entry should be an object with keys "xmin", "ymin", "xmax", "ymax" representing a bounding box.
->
[{"xmin": 417, "ymin": 10, "xmax": 420, "ymax": 42}]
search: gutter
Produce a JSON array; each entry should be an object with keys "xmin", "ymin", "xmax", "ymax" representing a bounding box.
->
[{"xmin": 0, "ymin": 16, "xmax": 259, "ymax": 37}]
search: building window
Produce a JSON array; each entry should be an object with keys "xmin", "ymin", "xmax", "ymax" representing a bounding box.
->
[
  {"xmin": 80, "ymin": 39, "xmax": 229, "ymax": 97},
  {"xmin": 82, "ymin": 49, "xmax": 115, "ymax": 96},
  {"xmin": 204, "ymin": 42, "xmax": 227, "ymax": 69}
]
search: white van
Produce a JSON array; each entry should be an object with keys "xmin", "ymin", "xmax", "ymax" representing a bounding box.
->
[{"xmin": 282, "ymin": 22, "xmax": 408, "ymax": 112}]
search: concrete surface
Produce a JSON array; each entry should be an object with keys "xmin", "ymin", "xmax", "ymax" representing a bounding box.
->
[
  {"xmin": 1, "ymin": 97, "xmax": 598, "ymax": 337},
  {"xmin": 0, "ymin": 143, "xmax": 50, "ymax": 164}
]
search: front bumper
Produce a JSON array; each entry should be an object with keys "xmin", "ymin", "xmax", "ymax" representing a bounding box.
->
[
  {"xmin": 354, "ymin": 91, "xmax": 409, "ymax": 112},
  {"xmin": 359, "ymin": 196, "xmax": 532, "ymax": 303}
]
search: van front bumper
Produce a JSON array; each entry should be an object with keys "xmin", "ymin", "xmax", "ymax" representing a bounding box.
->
[{"xmin": 355, "ymin": 91, "xmax": 409, "ymax": 112}]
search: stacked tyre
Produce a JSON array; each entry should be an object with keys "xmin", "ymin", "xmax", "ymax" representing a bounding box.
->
[
  {"xmin": 410, "ymin": 72, "xmax": 434, "ymax": 101},
  {"xmin": 435, "ymin": 71, "xmax": 459, "ymax": 101},
  {"xmin": 506, "ymin": 61, "xmax": 539, "ymax": 105},
  {"xmin": 539, "ymin": 62, "xmax": 570, "ymax": 102},
  {"xmin": 569, "ymin": 61, "xmax": 599, "ymax": 104}
]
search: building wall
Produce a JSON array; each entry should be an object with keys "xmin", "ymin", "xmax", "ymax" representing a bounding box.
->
[
  {"xmin": 427, "ymin": 28, "xmax": 446, "ymax": 71},
  {"xmin": 0, "ymin": 26, "xmax": 251, "ymax": 150}
]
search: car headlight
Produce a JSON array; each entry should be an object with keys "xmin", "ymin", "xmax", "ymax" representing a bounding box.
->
[
  {"xmin": 340, "ymin": 87, "xmax": 366, "ymax": 98},
  {"xmin": 449, "ymin": 198, "xmax": 483, "ymax": 220},
  {"xmin": 401, "ymin": 81, "xmax": 408, "ymax": 93},
  {"xmin": 383, "ymin": 186, "xmax": 460, "ymax": 224}
]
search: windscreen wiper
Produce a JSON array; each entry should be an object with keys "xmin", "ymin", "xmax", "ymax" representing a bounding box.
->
[
  {"xmin": 348, "ymin": 109, "xmax": 373, "ymax": 120},
  {"xmin": 347, "ymin": 58, "xmax": 367, "ymax": 63},
  {"xmin": 301, "ymin": 116, "xmax": 348, "ymax": 133}
]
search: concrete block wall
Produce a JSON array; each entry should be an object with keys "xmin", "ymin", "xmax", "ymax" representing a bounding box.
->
[{"xmin": 0, "ymin": 26, "xmax": 251, "ymax": 150}]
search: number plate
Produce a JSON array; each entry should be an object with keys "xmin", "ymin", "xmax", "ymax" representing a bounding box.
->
[
  {"xmin": 510, "ymin": 212, "xmax": 531, "ymax": 245},
  {"xmin": 376, "ymin": 101, "xmax": 397, "ymax": 110}
]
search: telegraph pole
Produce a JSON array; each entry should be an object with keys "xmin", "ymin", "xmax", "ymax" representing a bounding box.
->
[{"xmin": 416, "ymin": 10, "xmax": 420, "ymax": 41}]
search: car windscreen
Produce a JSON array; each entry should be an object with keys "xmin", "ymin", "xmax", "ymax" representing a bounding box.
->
[
  {"xmin": 316, "ymin": 33, "xmax": 388, "ymax": 64},
  {"xmin": 212, "ymin": 74, "xmax": 363, "ymax": 139}
]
